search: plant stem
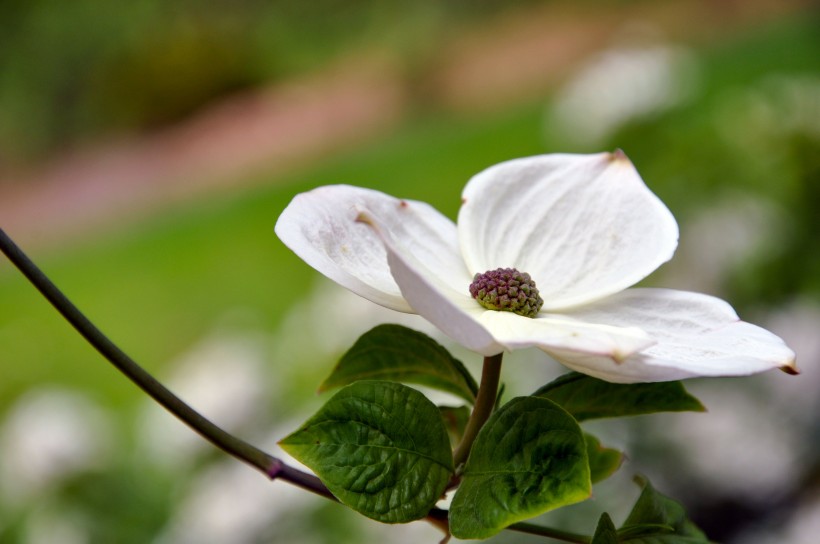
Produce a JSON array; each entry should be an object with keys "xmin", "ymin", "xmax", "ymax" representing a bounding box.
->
[
  {"xmin": 0, "ymin": 228, "xmax": 334, "ymax": 501},
  {"xmin": 1, "ymin": 229, "xmax": 593, "ymax": 542},
  {"xmin": 508, "ymin": 522, "xmax": 591, "ymax": 543},
  {"xmin": 452, "ymin": 352, "xmax": 503, "ymax": 466}
]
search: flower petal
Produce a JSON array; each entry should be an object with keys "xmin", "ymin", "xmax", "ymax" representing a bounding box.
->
[
  {"xmin": 551, "ymin": 288, "xmax": 797, "ymax": 383},
  {"xmin": 458, "ymin": 152, "xmax": 679, "ymax": 310},
  {"xmin": 478, "ymin": 311, "xmax": 655, "ymax": 360},
  {"xmin": 275, "ymin": 185, "xmax": 469, "ymax": 312},
  {"xmin": 354, "ymin": 209, "xmax": 659, "ymax": 359},
  {"xmin": 357, "ymin": 211, "xmax": 503, "ymax": 356}
]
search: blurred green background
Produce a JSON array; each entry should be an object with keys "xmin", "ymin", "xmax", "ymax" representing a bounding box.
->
[{"xmin": 1, "ymin": 1, "xmax": 819, "ymax": 543}]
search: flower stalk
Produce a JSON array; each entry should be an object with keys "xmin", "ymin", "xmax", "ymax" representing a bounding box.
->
[{"xmin": 453, "ymin": 352, "xmax": 503, "ymax": 467}]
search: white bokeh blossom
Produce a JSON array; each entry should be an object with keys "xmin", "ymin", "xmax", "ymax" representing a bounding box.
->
[
  {"xmin": 550, "ymin": 43, "xmax": 699, "ymax": 146},
  {"xmin": 0, "ymin": 387, "xmax": 113, "ymax": 502},
  {"xmin": 275, "ymin": 152, "xmax": 795, "ymax": 383}
]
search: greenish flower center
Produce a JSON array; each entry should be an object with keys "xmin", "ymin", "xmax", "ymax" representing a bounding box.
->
[{"xmin": 469, "ymin": 267, "xmax": 543, "ymax": 318}]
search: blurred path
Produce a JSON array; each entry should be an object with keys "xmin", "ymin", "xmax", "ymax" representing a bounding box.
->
[
  {"xmin": 0, "ymin": 0, "xmax": 805, "ymax": 248},
  {"xmin": 0, "ymin": 61, "xmax": 406, "ymax": 248}
]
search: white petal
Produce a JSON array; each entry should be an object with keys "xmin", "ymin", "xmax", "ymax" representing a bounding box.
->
[
  {"xmin": 458, "ymin": 152, "xmax": 679, "ymax": 310},
  {"xmin": 275, "ymin": 185, "xmax": 469, "ymax": 312},
  {"xmin": 358, "ymin": 211, "xmax": 503, "ymax": 356},
  {"xmin": 478, "ymin": 311, "xmax": 655, "ymax": 359},
  {"xmin": 553, "ymin": 288, "xmax": 797, "ymax": 383}
]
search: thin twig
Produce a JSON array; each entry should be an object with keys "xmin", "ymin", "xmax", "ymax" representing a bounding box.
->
[
  {"xmin": 0, "ymin": 228, "xmax": 333, "ymax": 500},
  {"xmin": 452, "ymin": 353, "xmax": 503, "ymax": 467}
]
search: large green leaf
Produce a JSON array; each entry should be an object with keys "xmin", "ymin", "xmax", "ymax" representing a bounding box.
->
[
  {"xmin": 319, "ymin": 324, "xmax": 478, "ymax": 403},
  {"xmin": 591, "ymin": 513, "xmax": 619, "ymax": 544},
  {"xmin": 534, "ymin": 373, "xmax": 705, "ymax": 421},
  {"xmin": 279, "ymin": 381, "xmax": 453, "ymax": 523},
  {"xmin": 585, "ymin": 433, "xmax": 623, "ymax": 484},
  {"xmin": 449, "ymin": 396, "xmax": 591, "ymax": 539}
]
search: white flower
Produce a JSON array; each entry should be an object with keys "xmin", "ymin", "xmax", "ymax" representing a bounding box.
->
[{"xmin": 275, "ymin": 152, "xmax": 796, "ymax": 383}]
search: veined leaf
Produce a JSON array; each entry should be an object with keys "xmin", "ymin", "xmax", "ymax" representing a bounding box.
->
[
  {"xmin": 449, "ymin": 396, "xmax": 591, "ymax": 539},
  {"xmin": 591, "ymin": 478, "xmax": 713, "ymax": 543},
  {"xmin": 319, "ymin": 324, "xmax": 478, "ymax": 403},
  {"xmin": 620, "ymin": 476, "xmax": 712, "ymax": 543},
  {"xmin": 279, "ymin": 381, "xmax": 453, "ymax": 523},
  {"xmin": 534, "ymin": 373, "xmax": 705, "ymax": 421}
]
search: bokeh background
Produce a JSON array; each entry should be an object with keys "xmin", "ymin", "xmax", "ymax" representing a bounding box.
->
[{"xmin": 1, "ymin": 1, "xmax": 819, "ymax": 542}]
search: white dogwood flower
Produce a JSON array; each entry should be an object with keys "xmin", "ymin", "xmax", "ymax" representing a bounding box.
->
[{"xmin": 275, "ymin": 152, "xmax": 796, "ymax": 383}]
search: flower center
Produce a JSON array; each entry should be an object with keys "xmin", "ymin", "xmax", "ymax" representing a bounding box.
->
[{"xmin": 469, "ymin": 267, "xmax": 543, "ymax": 318}]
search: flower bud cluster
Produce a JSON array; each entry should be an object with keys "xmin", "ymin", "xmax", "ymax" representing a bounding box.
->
[{"xmin": 469, "ymin": 267, "xmax": 543, "ymax": 318}]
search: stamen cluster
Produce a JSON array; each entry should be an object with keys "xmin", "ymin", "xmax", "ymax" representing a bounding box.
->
[{"xmin": 469, "ymin": 267, "xmax": 543, "ymax": 318}]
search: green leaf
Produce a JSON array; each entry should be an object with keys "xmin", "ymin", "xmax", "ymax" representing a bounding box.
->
[
  {"xmin": 533, "ymin": 373, "xmax": 706, "ymax": 421},
  {"xmin": 279, "ymin": 381, "xmax": 453, "ymax": 523},
  {"xmin": 617, "ymin": 524, "xmax": 674, "ymax": 539},
  {"xmin": 585, "ymin": 433, "xmax": 623, "ymax": 484},
  {"xmin": 620, "ymin": 532, "xmax": 711, "ymax": 543},
  {"xmin": 591, "ymin": 513, "xmax": 619, "ymax": 544},
  {"xmin": 449, "ymin": 396, "xmax": 591, "ymax": 539},
  {"xmin": 319, "ymin": 324, "xmax": 478, "ymax": 403},
  {"xmin": 496, "ymin": 382, "xmax": 507, "ymax": 408},
  {"xmin": 591, "ymin": 479, "xmax": 712, "ymax": 544},
  {"xmin": 618, "ymin": 476, "xmax": 712, "ymax": 543},
  {"xmin": 439, "ymin": 405, "xmax": 470, "ymax": 449}
]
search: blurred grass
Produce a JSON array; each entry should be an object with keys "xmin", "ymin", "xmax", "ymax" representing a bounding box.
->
[
  {"xmin": 0, "ymin": 103, "xmax": 546, "ymax": 412},
  {"xmin": 2, "ymin": 11, "xmax": 819, "ymax": 409}
]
